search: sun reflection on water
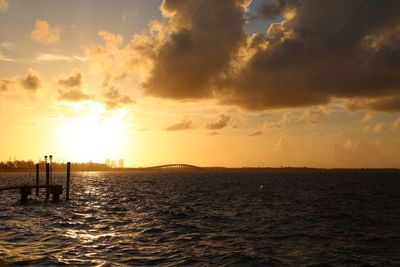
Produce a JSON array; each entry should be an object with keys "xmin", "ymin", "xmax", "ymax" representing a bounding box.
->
[{"xmin": 64, "ymin": 229, "xmax": 115, "ymax": 244}]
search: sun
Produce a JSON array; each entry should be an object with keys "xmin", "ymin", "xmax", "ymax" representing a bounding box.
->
[{"xmin": 54, "ymin": 102, "xmax": 130, "ymax": 163}]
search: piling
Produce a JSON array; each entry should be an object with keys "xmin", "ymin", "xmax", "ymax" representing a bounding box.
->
[
  {"xmin": 35, "ymin": 164, "xmax": 39, "ymax": 196},
  {"xmin": 20, "ymin": 186, "xmax": 31, "ymax": 202},
  {"xmin": 45, "ymin": 163, "xmax": 50, "ymax": 200},
  {"xmin": 51, "ymin": 185, "xmax": 62, "ymax": 202},
  {"xmin": 66, "ymin": 162, "xmax": 71, "ymax": 201}
]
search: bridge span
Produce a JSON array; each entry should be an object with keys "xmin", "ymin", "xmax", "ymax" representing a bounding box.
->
[{"xmin": 145, "ymin": 164, "xmax": 204, "ymax": 171}]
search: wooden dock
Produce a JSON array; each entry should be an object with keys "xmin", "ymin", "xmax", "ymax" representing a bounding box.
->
[
  {"xmin": 0, "ymin": 184, "xmax": 63, "ymax": 202},
  {"xmin": 0, "ymin": 161, "xmax": 71, "ymax": 202}
]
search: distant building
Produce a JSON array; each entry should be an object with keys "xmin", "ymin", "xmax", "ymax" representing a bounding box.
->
[
  {"xmin": 111, "ymin": 160, "xmax": 116, "ymax": 168},
  {"xmin": 105, "ymin": 159, "xmax": 111, "ymax": 167},
  {"xmin": 118, "ymin": 159, "xmax": 124, "ymax": 168}
]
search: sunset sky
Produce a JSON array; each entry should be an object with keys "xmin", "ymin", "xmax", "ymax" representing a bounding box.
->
[{"xmin": 1, "ymin": 0, "xmax": 400, "ymax": 168}]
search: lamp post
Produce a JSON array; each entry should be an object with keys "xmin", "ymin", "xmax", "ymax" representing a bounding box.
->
[{"xmin": 49, "ymin": 155, "xmax": 53, "ymax": 184}]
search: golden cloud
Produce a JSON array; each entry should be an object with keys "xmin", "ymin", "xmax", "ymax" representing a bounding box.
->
[
  {"xmin": 0, "ymin": 0, "xmax": 8, "ymax": 12},
  {"xmin": 58, "ymin": 89, "xmax": 92, "ymax": 102},
  {"xmin": 86, "ymin": 0, "xmax": 400, "ymax": 112},
  {"xmin": 31, "ymin": 19, "xmax": 61, "ymax": 44},
  {"xmin": 103, "ymin": 87, "xmax": 134, "ymax": 109},
  {"xmin": 205, "ymin": 114, "xmax": 231, "ymax": 130},
  {"xmin": 0, "ymin": 77, "xmax": 17, "ymax": 92},
  {"xmin": 58, "ymin": 71, "xmax": 82, "ymax": 88},
  {"xmin": 20, "ymin": 69, "xmax": 41, "ymax": 91}
]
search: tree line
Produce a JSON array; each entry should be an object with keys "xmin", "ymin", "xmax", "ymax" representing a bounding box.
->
[{"xmin": 0, "ymin": 160, "xmax": 111, "ymax": 172}]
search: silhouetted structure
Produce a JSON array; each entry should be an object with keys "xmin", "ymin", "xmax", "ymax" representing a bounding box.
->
[
  {"xmin": 146, "ymin": 164, "xmax": 204, "ymax": 171},
  {"xmin": 0, "ymin": 162, "xmax": 72, "ymax": 202},
  {"xmin": 66, "ymin": 162, "xmax": 71, "ymax": 201}
]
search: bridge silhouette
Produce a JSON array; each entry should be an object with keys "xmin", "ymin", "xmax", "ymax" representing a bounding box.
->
[{"xmin": 144, "ymin": 164, "xmax": 204, "ymax": 171}]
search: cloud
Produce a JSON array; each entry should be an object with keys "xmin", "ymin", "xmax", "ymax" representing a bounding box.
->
[
  {"xmin": 86, "ymin": 0, "xmax": 250, "ymax": 98},
  {"xmin": 224, "ymin": 0, "xmax": 400, "ymax": 110},
  {"xmin": 248, "ymin": 131, "xmax": 263, "ymax": 137},
  {"xmin": 143, "ymin": 0, "xmax": 250, "ymax": 99},
  {"xmin": 166, "ymin": 118, "xmax": 193, "ymax": 131},
  {"xmin": 297, "ymin": 107, "xmax": 330, "ymax": 124},
  {"xmin": 205, "ymin": 114, "xmax": 231, "ymax": 130},
  {"xmin": 31, "ymin": 19, "xmax": 61, "ymax": 44},
  {"xmin": 58, "ymin": 71, "xmax": 82, "ymax": 88},
  {"xmin": 365, "ymin": 118, "xmax": 400, "ymax": 132},
  {"xmin": 1, "ymin": 70, "xmax": 42, "ymax": 93},
  {"xmin": 265, "ymin": 112, "xmax": 293, "ymax": 129},
  {"xmin": 346, "ymin": 97, "xmax": 400, "ymax": 112},
  {"xmin": 86, "ymin": 1, "xmax": 400, "ymax": 111},
  {"xmin": 85, "ymin": 31, "xmax": 134, "ymax": 81},
  {"xmin": 0, "ymin": 77, "xmax": 17, "ymax": 92},
  {"xmin": 265, "ymin": 107, "xmax": 330, "ymax": 129},
  {"xmin": 20, "ymin": 69, "xmax": 41, "ymax": 91},
  {"xmin": 36, "ymin": 53, "xmax": 86, "ymax": 62},
  {"xmin": 257, "ymin": 0, "xmax": 296, "ymax": 21},
  {"xmin": 103, "ymin": 87, "xmax": 134, "ymax": 109},
  {"xmin": 58, "ymin": 89, "xmax": 92, "ymax": 102},
  {"xmin": 0, "ymin": 0, "xmax": 8, "ymax": 12}
]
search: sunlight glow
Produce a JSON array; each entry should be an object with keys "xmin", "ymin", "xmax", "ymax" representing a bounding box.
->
[{"xmin": 54, "ymin": 102, "xmax": 130, "ymax": 163}]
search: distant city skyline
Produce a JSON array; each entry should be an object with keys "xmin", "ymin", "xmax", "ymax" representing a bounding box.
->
[{"xmin": 105, "ymin": 158, "xmax": 124, "ymax": 168}]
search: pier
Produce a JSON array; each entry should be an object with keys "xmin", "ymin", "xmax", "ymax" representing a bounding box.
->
[
  {"xmin": 0, "ymin": 161, "xmax": 71, "ymax": 202},
  {"xmin": 0, "ymin": 184, "xmax": 63, "ymax": 202}
]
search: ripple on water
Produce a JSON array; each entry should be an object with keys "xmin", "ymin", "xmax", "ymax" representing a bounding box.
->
[{"xmin": 0, "ymin": 171, "xmax": 400, "ymax": 266}]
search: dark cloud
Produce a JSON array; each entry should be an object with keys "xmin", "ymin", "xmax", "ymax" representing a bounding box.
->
[
  {"xmin": 166, "ymin": 118, "xmax": 193, "ymax": 131},
  {"xmin": 89, "ymin": 0, "xmax": 400, "ymax": 111},
  {"xmin": 103, "ymin": 87, "xmax": 134, "ymax": 109},
  {"xmin": 258, "ymin": 0, "xmax": 297, "ymax": 20},
  {"xmin": 144, "ymin": 0, "xmax": 249, "ymax": 99},
  {"xmin": 59, "ymin": 89, "xmax": 92, "ymax": 102},
  {"xmin": 20, "ymin": 69, "xmax": 41, "ymax": 91},
  {"xmin": 346, "ymin": 96, "xmax": 400, "ymax": 112},
  {"xmin": 59, "ymin": 71, "xmax": 82, "ymax": 87},
  {"xmin": 205, "ymin": 114, "xmax": 231, "ymax": 130},
  {"xmin": 224, "ymin": 0, "xmax": 400, "ymax": 110}
]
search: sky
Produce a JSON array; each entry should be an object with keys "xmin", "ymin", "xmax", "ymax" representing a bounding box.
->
[{"xmin": 1, "ymin": 0, "xmax": 400, "ymax": 168}]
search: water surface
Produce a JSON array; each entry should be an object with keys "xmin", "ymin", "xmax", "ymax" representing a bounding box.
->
[{"xmin": 1, "ymin": 171, "xmax": 399, "ymax": 266}]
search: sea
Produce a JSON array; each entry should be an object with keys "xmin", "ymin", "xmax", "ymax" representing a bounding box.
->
[{"xmin": 0, "ymin": 170, "xmax": 399, "ymax": 266}]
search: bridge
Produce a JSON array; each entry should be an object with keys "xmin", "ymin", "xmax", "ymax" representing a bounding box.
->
[{"xmin": 145, "ymin": 164, "xmax": 204, "ymax": 171}]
